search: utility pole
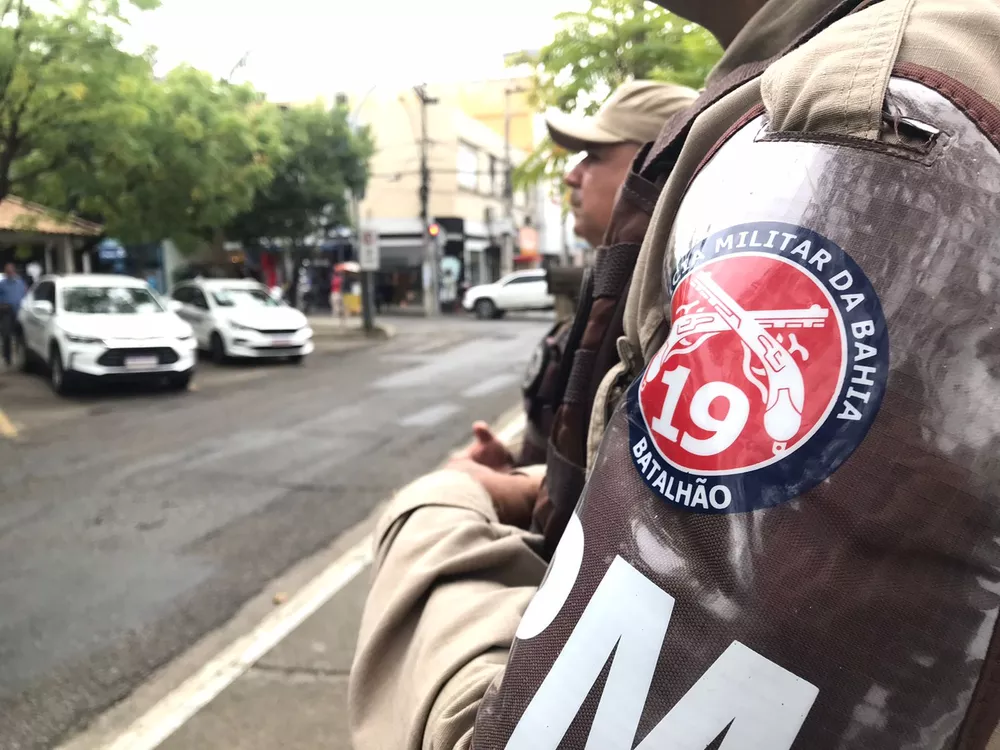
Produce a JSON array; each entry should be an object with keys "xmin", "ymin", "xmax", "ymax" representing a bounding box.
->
[
  {"xmin": 344, "ymin": 88, "xmax": 376, "ymax": 332},
  {"xmin": 503, "ymin": 84, "xmax": 527, "ymax": 277},
  {"xmin": 414, "ymin": 84, "xmax": 439, "ymax": 317}
]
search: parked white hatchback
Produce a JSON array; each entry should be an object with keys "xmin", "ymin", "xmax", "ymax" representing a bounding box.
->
[
  {"xmin": 16, "ymin": 274, "xmax": 197, "ymax": 395},
  {"xmin": 170, "ymin": 279, "xmax": 314, "ymax": 364},
  {"xmin": 462, "ymin": 269, "xmax": 554, "ymax": 319}
]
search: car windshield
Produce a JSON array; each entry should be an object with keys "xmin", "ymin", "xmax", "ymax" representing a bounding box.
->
[
  {"xmin": 62, "ymin": 286, "xmax": 164, "ymax": 314},
  {"xmin": 211, "ymin": 287, "xmax": 278, "ymax": 308}
]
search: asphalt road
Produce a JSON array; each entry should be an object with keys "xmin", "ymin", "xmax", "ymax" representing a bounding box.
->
[{"xmin": 0, "ymin": 314, "xmax": 551, "ymax": 750}]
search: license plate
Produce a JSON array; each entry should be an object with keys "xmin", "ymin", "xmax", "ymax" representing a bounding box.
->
[
  {"xmin": 273, "ymin": 339, "xmax": 294, "ymax": 347},
  {"xmin": 124, "ymin": 356, "xmax": 159, "ymax": 370}
]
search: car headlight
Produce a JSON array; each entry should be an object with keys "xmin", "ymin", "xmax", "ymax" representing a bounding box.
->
[
  {"xmin": 65, "ymin": 333, "xmax": 104, "ymax": 345},
  {"xmin": 229, "ymin": 321, "xmax": 254, "ymax": 332}
]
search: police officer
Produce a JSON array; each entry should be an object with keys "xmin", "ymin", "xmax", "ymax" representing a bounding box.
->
[
  {"xmin": 351, "ymin": 1, "xmax": 1000, "ymax": 748},
  {"xmin": 468, "ymin": 80, "xmax": 697, "ymax": 466}
]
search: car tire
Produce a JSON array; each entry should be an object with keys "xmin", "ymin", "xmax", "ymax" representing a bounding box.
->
[
  {"xmin": 475, "ymin": 299, "xmax": 498, "ymax": 320},
  {"xmin": 210, "ymin": 332, "xmax": 228, "ymax": 365},
  {"xmin": 169, "ymin": 372, "xmax": 193, "ymax": 391},
  {"xmin": 49, "ymin": 343, "xmax": 75, "ymax": 396},
  {"xmin": 287, "ymin": 355, "xmax": 305, "ymax": 365}
]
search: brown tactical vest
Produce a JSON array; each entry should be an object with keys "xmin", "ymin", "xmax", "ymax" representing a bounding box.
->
[
  {"xmin": 472, "ymin": 4, "xmax": 1000, "ymax": 749},
  {"xmin": 529, "ymin": 0, "xmax": 882, "ymax": 558}
]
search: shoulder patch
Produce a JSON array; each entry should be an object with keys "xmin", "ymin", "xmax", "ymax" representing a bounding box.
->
[{"xmin": 627, "ymin": 221, "xmax": 888, "ymax": 514}]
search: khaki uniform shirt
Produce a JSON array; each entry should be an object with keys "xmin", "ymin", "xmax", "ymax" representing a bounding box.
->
[{"xmin": 349, "ymin": 2, "xmax": 1000, "ymax": 748}]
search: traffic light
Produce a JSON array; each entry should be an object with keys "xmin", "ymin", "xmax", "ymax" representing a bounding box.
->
[{"xmin": 427, "ymin": 222, "xmax": 446, "ymax": 253}]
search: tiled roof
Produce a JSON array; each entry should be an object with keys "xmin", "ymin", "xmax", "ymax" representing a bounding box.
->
[{"xmin": 0, "ymin": 196, "xmax": 102, "ymax": 237}]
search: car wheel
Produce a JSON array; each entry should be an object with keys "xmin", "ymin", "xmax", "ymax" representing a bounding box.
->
[
  {"xmin": 475, "ymin": 299, "xmax": 497, "ymax": 320},
  {"xmin": 49, "ymin": 343, "xmax": 75, "ymax": 395},
  {"xmin": 169, "ymin": 371, "xmax": 193, "ymax": 391},
  {"xmin": 287, "ymin": 355, "xmax": 305, "ymax": 365},
  {"xmin": 210, "ymin": 332, "xmax": 228, "ymax": 365}
]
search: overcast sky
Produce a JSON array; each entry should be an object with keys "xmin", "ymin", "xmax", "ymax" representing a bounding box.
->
[{"xmin": 122, "ymin": 0, "xmax": 582, "ymax": 102}]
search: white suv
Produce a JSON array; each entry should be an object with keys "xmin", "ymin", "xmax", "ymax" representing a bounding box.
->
[
  {"xmin": 16, "ymin": 275, "xmax": 197, "ymax": 395},
  {"xmin": 171, "ymin": 279, "xmax": 314, "ymax": 364},
  {"xmin": 462, "ymin": 269, "xmax": 553, "ymax": 319}
]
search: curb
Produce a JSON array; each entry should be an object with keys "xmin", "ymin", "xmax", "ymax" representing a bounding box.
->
[{"xmin": 307, "ymin": 321, "xmax": 396, "ymax": 341}]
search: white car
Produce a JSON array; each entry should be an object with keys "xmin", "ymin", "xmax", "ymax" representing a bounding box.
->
[
  {"xmin": 16, "ymin": 274, "xmax": 197, "ymax": 395},
  {"xmin": 462, "ymin": 269, "xmax": 554, "ymax": 319},
  {"xmin": 170, "ymin": 279, "xmax": 314, "ymax": 364}
]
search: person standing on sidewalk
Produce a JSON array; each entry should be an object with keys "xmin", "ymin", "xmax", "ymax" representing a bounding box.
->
[
  {"xmin": 0, "ymin": 263, "xmax": 26, "ymax": 368},
  {"xmin": 330, "ymin": 271, "xmax": 345, "ymax": 324},
  {"xmin": 351, "ymin": 0, "xmax": 1000, "ymax": 748}
]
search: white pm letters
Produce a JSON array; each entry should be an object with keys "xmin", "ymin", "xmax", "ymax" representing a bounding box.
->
[{"xmin": 509, "ymin": 549, "xmax": 819, "ymax": 750}]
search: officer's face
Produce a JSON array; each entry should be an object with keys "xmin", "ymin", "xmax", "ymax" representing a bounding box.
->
[{"xmin": 564, "ymin": 141, "xmax": 640, "ymax": 248}]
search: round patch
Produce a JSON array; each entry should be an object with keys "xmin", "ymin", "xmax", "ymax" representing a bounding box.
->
[{"xmin": 627, "ymin": 221, "xmax": 889, "ymax": 514}]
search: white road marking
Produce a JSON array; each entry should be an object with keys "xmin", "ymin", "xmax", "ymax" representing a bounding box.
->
[
  {"xmin": 461, "ymin": 373, "xmax": 519, "ymax": 399},
  {"xmin": 496, "ymin": 412, "xmax": 527, "ymax": 445},
  {"xmin": 399, "ymin": 402, "xmax": 461, "ymax": 428},
  {"xmin": 101, "ymin": 537, "xmax": 373, "ymax": 750}
]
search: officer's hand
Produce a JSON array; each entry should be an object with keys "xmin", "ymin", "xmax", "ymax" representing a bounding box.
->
[
  {"xmin": 446, "ymin": 458, "xmax": 542, "ymax": 529},
  {"xmin": 456, "ymin": 421, "xmax": 515, "ymax": 471}
]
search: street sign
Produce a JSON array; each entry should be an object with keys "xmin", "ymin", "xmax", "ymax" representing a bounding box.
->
[{"xmin": 358, "ymin": 227, "xmax": 380, "ymax": 271}]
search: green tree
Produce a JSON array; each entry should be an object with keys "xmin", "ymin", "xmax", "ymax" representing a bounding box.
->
[
  {"xmin": 510, "ymin": 0, "xmax": 722, "ymax": 188},
  {"xmin": 0, "ymin": 0, "xmax": 157, "ymax": 204},
  {"xmin": 226, "ymin": 102, "xmax": 374, "ymax": 250},
  {"xmin": 48, "ymin": 66, "xmax": 285, "ymax": 249},
  {"xmin": 1, "ymin": 0, "xmax": 284, "ymax": 250}
]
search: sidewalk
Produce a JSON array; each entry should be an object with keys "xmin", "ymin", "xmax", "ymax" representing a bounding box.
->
[
  {"xmin": 158, "ymin": 571, "xmax": 369, "ymax": 750},
  {"xmin": 307, "ymin": 315, "xmax": 395, "ymax": 340}
]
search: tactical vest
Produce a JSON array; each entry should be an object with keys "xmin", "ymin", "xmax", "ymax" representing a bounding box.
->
[
  {"xmin": 473, "ymin": 3, "xmax": 1000, "ymax": 748},
  {"xmin": 529, "ymin": 0, "xmax": 885, "ymax": 558}
]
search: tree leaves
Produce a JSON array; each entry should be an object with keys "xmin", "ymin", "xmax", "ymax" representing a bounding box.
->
[
  {"xmin": 0, "ymin": 0, "xmax": 372, "ymax": 255},
  {"xmin": 225, "ymin": 103, "xmax": 374, "ymax": 250},
  {"xmin": 510, "ymin": 0, "xmax": 722, "ymax": 189}
]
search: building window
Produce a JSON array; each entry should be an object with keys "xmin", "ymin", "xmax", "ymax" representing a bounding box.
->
[{"xmin": 458, "ymin": 143, "xmax": 478, "ymax": 190}]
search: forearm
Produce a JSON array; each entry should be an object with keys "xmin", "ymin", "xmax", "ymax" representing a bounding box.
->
[{"xmin": 348, "ymin": 470, "xmax": 546, "ymax": 750}]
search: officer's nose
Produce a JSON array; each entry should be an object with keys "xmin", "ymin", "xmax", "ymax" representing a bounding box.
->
[{"xmin": 564, "ymin": 161, "xmax": 583, "ymax": 189}]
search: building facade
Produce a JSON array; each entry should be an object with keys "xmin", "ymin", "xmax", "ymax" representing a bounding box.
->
[{"xmin": 353, "ymin": 78, "xmax": 561, "ymax": 308}]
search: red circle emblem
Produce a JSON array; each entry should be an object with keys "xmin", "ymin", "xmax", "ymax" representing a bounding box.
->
[{"xmin": 638, "ymin": 253, "xmax": 846, "ymax": 475}]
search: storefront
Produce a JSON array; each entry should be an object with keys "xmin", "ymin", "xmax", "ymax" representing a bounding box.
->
[{"xmin": 0, "ymin": 196, "xmax": 103, "ymax": 278}]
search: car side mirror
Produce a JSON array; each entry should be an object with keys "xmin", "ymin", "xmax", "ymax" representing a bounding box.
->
[
  {"xmin": 167, "ymin": 299, "xmax": 183, "ymax": 313},
  {"xmin": 32, "ymin": 300, "xmax": 53, "ymax": 317}
]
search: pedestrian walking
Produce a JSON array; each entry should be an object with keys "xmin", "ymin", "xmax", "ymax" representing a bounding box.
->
[{"xmin": 0, "ymin": 263, "xmax": 27, "ymax": 368}]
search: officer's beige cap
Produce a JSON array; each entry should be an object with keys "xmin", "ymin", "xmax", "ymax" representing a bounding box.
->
[{"xmin": 546, "ymin": 80, "xmax": 698, "ymax": 152}]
